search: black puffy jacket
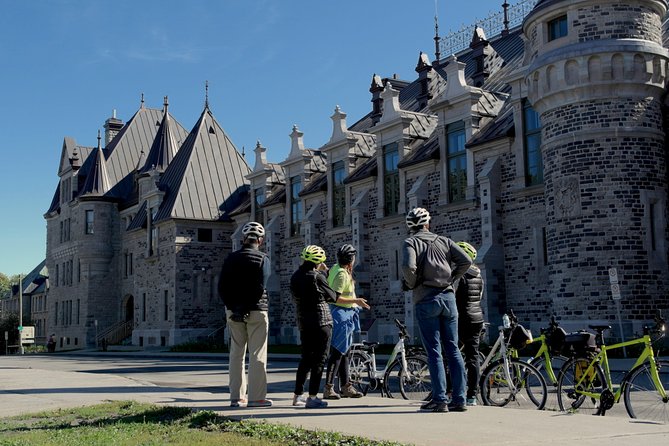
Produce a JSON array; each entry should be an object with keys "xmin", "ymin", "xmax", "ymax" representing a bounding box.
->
[
  {"xmin": 455, "ymin": 265, "xmax": 484, "ymax": 324},
  {"xmin": 218, "ymin": 246, "xmax": 269, "ymax": 311},
  {"xmin": 290, "ymin": 263, "xmax": 337, "ymax": 329}
]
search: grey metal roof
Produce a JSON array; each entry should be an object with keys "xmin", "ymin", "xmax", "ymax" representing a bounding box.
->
[
  {"xmin": 79, "ymin": 142, "xmax": 111, "ymax": 197},
  {"xmin": 13, "ymin": 260, "xmax": 47, "ymax": 296},
  {"xmin": 466, "ymin": 102, "xmax": 515, "ymax": 148},
  {"xmin": 126, "ymin": 200, "xmax": 147, "ymax": 231},
  {"xmin": 261, "ymin": 185, "xmax": 286, "ymax": 206},
  {"xmin": 155, "ymin": 106, "xmax": 251, "ymax": 222},
  {"xmin": 104, "ymin": 107, "xmax": 187, "ymax": 186},
  {"xmin": 299, "ymin": 172, "xmax": 328, "ymax": 196},
  {"xmin": 397, "ymin": 134, "xmax": 440, "ymax": 168},
  {"xmin": 344, "ymin": 155, "xmax": 377, "ymax": 184},
  {"xmin": 139, "ymin": 104, "xmax": 180, "ymax": 174}
]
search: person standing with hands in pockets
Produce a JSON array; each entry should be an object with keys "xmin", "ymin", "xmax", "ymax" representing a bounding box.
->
[
  {"xmin": 401, "ymin": 208, "xmax": 472, "ymax": 413},
  {"xmin": 323, "ymin": 244, "xmax": 370, "ymax": 400}
]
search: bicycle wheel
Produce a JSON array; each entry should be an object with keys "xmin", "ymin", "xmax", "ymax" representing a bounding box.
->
[
  {"xmin": 397, "ymin": 356, "xmax": 432, "ymax": 401},
  {"xmin": 623, "ymin": 360, "xmax": 669, "ymax": 423},
  {"xmin": 480, "ymin": 358, "xmax": 548, "ymax": 409},
  {"xmin": 348, "ymin": 351, "xmax": 372, "ymax": 395},
  {"xmin": 529, "ymin": 355, "xmax": 568, "ymax": 411},
  {"xmin": 556, "ymin": 356, "xmax": 606, "ymax": 415}
]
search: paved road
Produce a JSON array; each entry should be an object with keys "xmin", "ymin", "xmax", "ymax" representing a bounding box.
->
[{"xmin": 1, "ymin": 351, "xmax": 668, "ymax": 445}]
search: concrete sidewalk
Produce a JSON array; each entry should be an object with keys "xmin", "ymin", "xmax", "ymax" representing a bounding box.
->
[{"xmin": 1, "ymin": 354, "xmax": 668, "ymax": 445}]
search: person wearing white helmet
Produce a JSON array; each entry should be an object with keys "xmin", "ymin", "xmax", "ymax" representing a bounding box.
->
[
  {"xmin": 401, "ymin": 207, "xmax": 472, "ymax": 413},
  {"xmin": 218, "ymin": 221, "xmax": 272, "ymax": 408}
]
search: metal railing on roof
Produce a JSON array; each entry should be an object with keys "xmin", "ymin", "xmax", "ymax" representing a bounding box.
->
[{"xmin": 440, "ymin": 0, "xmax": 538, "ymax": 57}]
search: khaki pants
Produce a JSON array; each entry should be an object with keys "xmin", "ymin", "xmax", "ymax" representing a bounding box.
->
[{"xmin": 227, "ymin": 310, "xmax": 269, "ymax": 402}]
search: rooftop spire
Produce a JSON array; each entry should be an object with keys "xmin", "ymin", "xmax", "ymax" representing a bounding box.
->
[
  {"xmin": 97, "ymin": 129, "xmax": 101, "ymax": 149},
  {"xmin": 205, "ymin": 80, "xmax": 209, "ymax": 109},
  {"xmin": 140, "ymin": 92, "xmax": 145, "ymax": 109},
  {"xmin": 163, "ymin": 95, "xmax": 169, "ymax": 113},
  {"xmin": 81, "ymin": 129, "xmax": 111, "ymax": 196},
  {"xmin": 434, "ymin": 0, "xmax": 441, "ymax": 63}
]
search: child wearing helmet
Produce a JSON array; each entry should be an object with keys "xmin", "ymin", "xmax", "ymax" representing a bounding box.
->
[
  {"xmin": 323, "ymin": 244, "xmax": 371, "ymax": 400},
  {"xmin": 453, "ymin": 241, "xmax": 484, "ymax": 406}
]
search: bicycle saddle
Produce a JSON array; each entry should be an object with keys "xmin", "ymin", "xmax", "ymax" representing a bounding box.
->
[{"xmin": 362, "ymin": 341, "xmax": 379, "ymax": 348}]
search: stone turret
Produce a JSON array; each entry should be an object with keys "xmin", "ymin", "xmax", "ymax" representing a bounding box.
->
[{"xmin": 523, "ymin": 0, "xmax": 669, "ymax": 322}]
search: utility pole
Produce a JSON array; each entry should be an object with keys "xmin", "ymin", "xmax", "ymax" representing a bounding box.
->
[{"xmin": 19, "ymin": 274, "xmax": 24, "ymax": 355}]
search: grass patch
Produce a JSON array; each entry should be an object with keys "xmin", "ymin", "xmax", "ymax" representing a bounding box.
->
[{"xmin": 0, "ymin": 401, "xmax": 408, "ymax": 446}]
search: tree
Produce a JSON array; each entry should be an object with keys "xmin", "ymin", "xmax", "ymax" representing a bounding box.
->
[{"xmin": 0, "ymin": 272, "xmax": 10, "ymax": 298}]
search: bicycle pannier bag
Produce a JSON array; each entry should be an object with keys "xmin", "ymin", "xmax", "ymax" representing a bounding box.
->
[
  {"xmin": 563, "ymin": 331, "xmax": 598, "ymax": 355},
  {"xmin": 548, "ymin": 326, "xmax": 567, "ymax": 355},
  {"xmin": 508, "ymin": 324, "xmax": 533, "ymax": 350},
  {"xmin": 416, "ymin": 236, "xmax": 452, "ymax": 288}
]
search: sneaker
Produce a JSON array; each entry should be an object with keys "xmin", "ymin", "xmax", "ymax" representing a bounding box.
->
[
  {"xmin": 305, "ymin": 396, "xmax": 328, "ymax": 409},
  {"xmin": 230, "ymin": 398, "xmax": 247, "ymax": 408},
  {"xmin": 247, "ymin": 399, "xmax": 273, "ymax": 407},
  {"xmin": 466, "ymin": 397, "xmax": 477, "ymax": 407},
  {"xmin": 340, "ymin": 383, "xmax": 363, "ymax": 398},
  {"xmin": 420, "ymin": 401, "xmax": 448, "ymax": 412},
  {"xmin": 292, "ymin": 394, "xmax": 307, "ymax": 406},
  {"xmin": 447, "ymin": 402, "xmax": 468, "ymax": 412},
  {"xmin": 323, "ymin": 384, "xmax": 341, "ymax": 400}
]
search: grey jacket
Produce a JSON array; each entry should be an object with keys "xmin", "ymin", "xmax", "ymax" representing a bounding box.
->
[{"xmin": 402, "ymin": 229, "xmax": 473, "ymax": 304}]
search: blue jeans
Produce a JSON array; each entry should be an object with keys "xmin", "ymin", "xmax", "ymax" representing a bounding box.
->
[{"xmin": 415, "ymin": 291, "xmax": 466, "ymax": 405}]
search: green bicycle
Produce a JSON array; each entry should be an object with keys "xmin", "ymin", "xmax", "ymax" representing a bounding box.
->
[
  {"xmin": 556, "ymin": 313, "xmax": 668, "ymax": 423},
  {"xmin": 526, "ymin": 315, "xmax": 569, "ymax": 410}
]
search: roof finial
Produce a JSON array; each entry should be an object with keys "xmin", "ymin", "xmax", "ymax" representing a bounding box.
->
[
  {"xmin": 163, "ymin": 95, "xmax": 169, "ymax": 113},
  {"xmin": 205, "ymin": 80, "xmax": 209, "ymax": 109},
  {"xmin": 97, "ymin": 129, "xmax": 102, "ymax": 149},
  {"xmin": 241, "ymin": 145, "xmax": 246, "ymax": 157},
  {"xmin": 502, "ymin": 1, "xmax": 510, "ymax": 35},
  {"xmin": 140, "ymin": 92, "xmax": 145, "ymax": 108},
  {"xmin": 434, "ymin": 0, "xmax": 441, "ymax": 63}
]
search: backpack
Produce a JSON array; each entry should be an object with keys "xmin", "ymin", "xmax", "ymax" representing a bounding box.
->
[{"xmin": 415, "ymin": 235, "xmax": 453, "ymax": 288}]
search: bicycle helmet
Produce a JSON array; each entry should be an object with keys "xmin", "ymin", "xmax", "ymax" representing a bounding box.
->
[
  {"xmin": 242, "ymin": 221, "xmax": 265, "ymax": 239},
  {"xmin": 405, "ymin": 207, "xmax": 430, "ymax": 230},
  {"xmin": 336, "ymin": 244, "xmax": 357, "ymax": 265},
  {"xmin": 457, "ymin": 241, "xmax": 477, "ymax": 260},
  {"xmin": 300, "ymin": 245, "xmax": 326, "ymax": 264}
]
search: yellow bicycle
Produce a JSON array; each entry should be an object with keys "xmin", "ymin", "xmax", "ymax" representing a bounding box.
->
[{"xmin": 556, "ymin": 313, "xmax": 668, "ymax": 423}]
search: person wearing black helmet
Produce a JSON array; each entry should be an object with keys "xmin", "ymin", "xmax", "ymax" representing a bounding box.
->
[
  {"xmin": 401, "ymin": 208, "xmax": 472, "ymax": 413},
  {"xmin": 323, "ymin": 243, "xmax": 371, "ymax": 400},
  {"xmin": 218, "ymin": 221, "xmax": 272, "ymax": 408}
]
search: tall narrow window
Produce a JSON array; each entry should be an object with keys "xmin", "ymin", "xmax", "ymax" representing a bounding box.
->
[
  {"xmin": 447, "ymin": 122, "xmax": 467, "ymax": 202},
  {"xmin": 148, "ymin": 208, "xmax": 158, "ymax": 256},
  {"xmin": 524, "ymin": 101, "xmax": 543, "ymax": 186},
  {"xmin": 142, "ymin": 293, "xmax": 147, "ymax": 322},
  {"xmin": 76, "ymin": 299, "xmax": 80, "ymax": 325},
  {"xmin": 85, "ymin": 210, "xmax": 94, "ymax": 234},
  {"xmin": 129, "ymin": 253, "xmax": 133, "ymax": 275},
  {"xmin": 332, "ymin": 161, "xmax": 346, "ymax": 226},
  {"xmin": 55, "ymin": 302, "xmax": 58, "ymax": 325},
  {"xmin": 254, "ymin": 187, "xmax": 265, "ymax": 225},
  {"xmin": 650, "ymin": 201, "xmax": 658, "ymax": 251},
  {"xmin": 290, "ymin": 176, "xmax": 303, "ymax": 236},
  {"xmin": 383, "ymin": 143, "xmax": 400, "ymax": 216},
  {"xmin": 548, "ymin": 15, "xmax": 568, "ymax": 41},
  {"xmin": 55, "ymin": 264, "xmax": 59, "ymax": 287},
  {"xmin": 164, "ymin": 290, "xmax": 169, "ymax": 321}
]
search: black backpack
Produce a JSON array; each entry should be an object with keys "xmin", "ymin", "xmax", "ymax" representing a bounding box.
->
[{"xmin": 415, "ymin": 235, "xmax": 453, "ymax": 288}]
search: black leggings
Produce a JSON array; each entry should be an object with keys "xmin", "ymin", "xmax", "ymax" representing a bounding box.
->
[
  {"xmin": 294, "ymin": 324, "xmax": 332, "ymax": 396},
  {"xmin": 325, "ymin": 346, "xmax": 350, "ymax": 387}
]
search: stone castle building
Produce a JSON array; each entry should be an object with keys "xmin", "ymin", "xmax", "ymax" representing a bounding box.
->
[{"xmin": 43, "ymin": 0, "xmax": 669, "ymax": 349}]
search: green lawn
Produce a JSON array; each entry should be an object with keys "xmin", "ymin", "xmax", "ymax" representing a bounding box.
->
[{"xmin": 0, "ymin": 401, "xmax": 407, "ymax": 446}]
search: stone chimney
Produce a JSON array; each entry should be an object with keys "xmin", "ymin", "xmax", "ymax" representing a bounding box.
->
[
  {"xmin": 415, "ymin": 51, "xmax": 433, "ymax": 109},
  {"xmin": 369, "ymin": 74, "xmax": 384, "ymax": 125},
  {"xmin": 104, "ymin": 109, "xmax": 124, "ymax": 146}
]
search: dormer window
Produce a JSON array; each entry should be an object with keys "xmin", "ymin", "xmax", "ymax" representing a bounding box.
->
[
  {"xmin": 254, "ymin": 187, "xmax": 265, "ymax": 225},
  {"xmin": 548, "ymin": 15, "xmax": 567, "ymax": 41},
  {"xmin": 332, "ymin": 161, "xmax": 346, "ymax": 227},
  {"xmin": 383, "ymin": 143, "xmax": 400, "ymax": 216},
  {"xmin": 290, "ymin": 176, "xmax": 303, "ymax": 236},
  {"xmin": 447, "ymin": 121, "xmax": 466, "ymax": 202}
]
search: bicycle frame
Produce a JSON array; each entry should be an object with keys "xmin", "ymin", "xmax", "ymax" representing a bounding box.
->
[
  {"xmin": 529, "ymin": 333, "xmax": 559, "ymax": 385},
  {"xmin": 570, "ymin": 334, "xmax": 668, "ymax": 404},
  {"xmin": 481, "ymin": 325, "xmax": 521, "ymax": 394},
  {"xmin": 354, "ymin": 335, "xmax": 407, "ymax": 381}
]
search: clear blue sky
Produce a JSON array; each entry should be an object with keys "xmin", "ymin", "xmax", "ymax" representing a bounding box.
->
[{"xmin": 0, "ymin": 0, "xmax": 505, "ymax": 276}]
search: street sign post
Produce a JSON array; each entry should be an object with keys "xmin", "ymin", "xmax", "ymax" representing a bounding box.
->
[{"xmin": 20, "ymin": 326, "xmax": 35, "ymax": 345}]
